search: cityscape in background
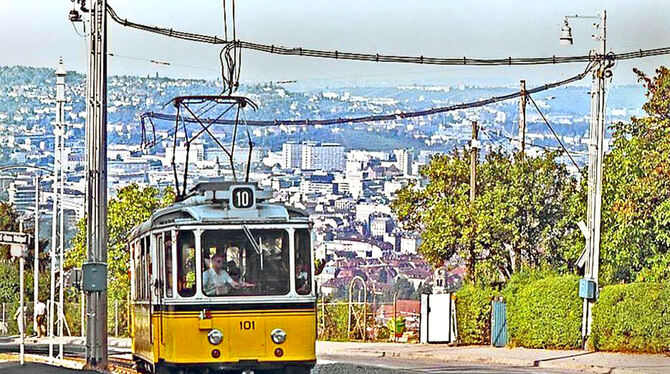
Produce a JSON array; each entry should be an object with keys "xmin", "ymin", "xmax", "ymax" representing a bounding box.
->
[{"xmin": 0, "ymin": 64, "xmax": 648, "ymax": 299}]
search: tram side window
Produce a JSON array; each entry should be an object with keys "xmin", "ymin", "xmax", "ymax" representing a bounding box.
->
[
  {"xmin": 177, "ymin": 230, "xmax": 196, "ymax": 297},
  {"xmin": 146, "ymin": 236, "xmax": 152, "ymax": 300},
  {"xmin": 164, "ymin": 232, "xmax": 173, "ymax": 298},
  {"xmin": 130, "ymin": 242, "xmax": 139, "ymax": 301},
  {"xmin": 295, "ymin": 229, "xmax": 312, "ymax": 295},
  {"xmin": 139, "ymin": 238, "xmax": 145, "ymax": 300}
]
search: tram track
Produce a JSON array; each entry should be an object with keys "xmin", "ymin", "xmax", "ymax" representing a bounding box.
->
[{"xmin": 0, "ymin": 343, "xmax": 136, "ymax": 373}]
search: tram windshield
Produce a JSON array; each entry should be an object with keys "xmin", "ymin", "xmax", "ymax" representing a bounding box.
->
[{"xmin": 201, "ymin": 229, "xmax": 290, "ymax": 296}]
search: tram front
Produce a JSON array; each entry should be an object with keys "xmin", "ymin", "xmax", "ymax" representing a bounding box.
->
[{"xmin": 145, "ymin": 181, "xmax": 316, "ymax": 374}]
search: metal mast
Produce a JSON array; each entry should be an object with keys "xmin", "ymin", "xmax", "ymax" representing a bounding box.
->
[
  {"xmin": 50, "ymin": 58, "xmax": 66, "ymax": 362},
  {"xmin": 33, "ymin": 174, "xmax": 40, "ymax": 336},
  {"xmin": 84, "ymin": 0, "xmax": 109, "ymax": 369}
]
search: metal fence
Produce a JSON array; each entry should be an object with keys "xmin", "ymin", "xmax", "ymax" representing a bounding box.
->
[
  {"xmin": 0, "ymin": 298, "xmax": 130, "ymax": 338},
  {"xmin": 317, "ymin": 298, "xmax": 420, "ymax": 342}
]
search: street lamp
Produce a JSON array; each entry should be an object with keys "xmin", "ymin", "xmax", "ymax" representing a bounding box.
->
[
  {"xmin": 560, "ymin": 10, "xmax": 611, "ymax": 349},
  {"xmin": 559, "ymin": 20, "xmax": 573, "ymax": 46}
]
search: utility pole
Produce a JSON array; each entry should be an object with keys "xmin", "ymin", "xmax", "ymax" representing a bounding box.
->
[
  {"xmin": 468, "ymin": 121, "xmax": 479, "ymax": 281},
  {"xmin": 518, "ymin": 80, "xmax": 527, "ymax": 159},
  {"xmin": 33, "ymin": 175, "xmax": 40, "ymax": 336},
  {"xmin": 581, "ymin": 10, "xmax": 608, "ymax": 347},
  {"xmin": 562, "ymin": 10, "xmax": 610, "ymax": 348},
  {"xmin": 84, "ymin": 0, "xmax": 109, "ymax": 369},
  {"xmin": 470, "ymin": 121, "xmax": 479, "ymax": 204}
]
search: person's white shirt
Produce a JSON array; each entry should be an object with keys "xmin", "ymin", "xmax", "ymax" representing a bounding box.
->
[
  {"xmin": 34, "ymin": 301, "xmax": 47, "ymax": 316},
  {"xmin": 202, "ymin": 267, "xmax": 234, "ymax": 295}
]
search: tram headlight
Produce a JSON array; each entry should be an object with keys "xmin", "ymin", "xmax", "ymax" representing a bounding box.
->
[
  {"xmin": 208, "ymin": 329, "xmax": 223, "ymax": 345},
  {"xmin": 271, "ymin": 328, "xmax": 287, "ymax": 344}
]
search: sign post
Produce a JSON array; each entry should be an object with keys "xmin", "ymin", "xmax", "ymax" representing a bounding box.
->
[{"xmin": 2, "ymin": 231, "xmax": 30, "ymax": 366}]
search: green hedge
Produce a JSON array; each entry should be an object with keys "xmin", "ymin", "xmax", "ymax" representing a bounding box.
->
[
  {"xmin": 506, "ymin": 275, "xmax": 582, "ymax": 349},
  {"xmin": 455, "ymin": 284, "xmax": 496, "ymax": 345},
  {"xmin": 590, "ymin": 282, "xmax": 670, "ymax": 353}
]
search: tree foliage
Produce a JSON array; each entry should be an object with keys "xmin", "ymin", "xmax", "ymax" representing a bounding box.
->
[
  {"xmin": 392, "ymin": 150, "xmax": 583, "ymax": 284},
  {"xmin": 600, "ymin": 66, "xmax": 670, "ymax": 283},
  {"xmin": 66, "ymin": 184, "xmax": 175, "ymax": 300}
]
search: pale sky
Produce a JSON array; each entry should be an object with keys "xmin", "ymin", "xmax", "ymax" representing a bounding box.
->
[{"xmin": 1, "ymin": 0, "xmax": 669, "ymax": 87}]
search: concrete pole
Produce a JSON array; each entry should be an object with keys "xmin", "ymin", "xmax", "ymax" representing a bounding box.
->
[
  {"xmin": 468, "ymin": 121, "xmax": 479, "ymax": 281},
  {"xmin": 85, "ymin": 1, "xmax": 109, "ymax": 369},
  {"xmin": 582, "ymin": 10, "xmax": 607, "ymax": 347},
  {"xmin": 470, "ymin": 121, "xmax": 479, "ymax": 204},
  {"xmin": 518, "ymin": 80, "xmax": 527, "ymax": 159},
  {"xmin": 33, "ymin": 175, "xmax": 40, "ymax": 335}
]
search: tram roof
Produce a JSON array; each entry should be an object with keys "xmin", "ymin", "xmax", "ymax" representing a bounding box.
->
[{"xmin": 129, "ymin": 180, "xmax": 309, "ymax": 239}]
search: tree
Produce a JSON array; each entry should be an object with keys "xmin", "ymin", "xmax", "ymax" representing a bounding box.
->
[
  {"xmin": 66, "ymin": 184, "xmax": 175, "ymax": 300},
  {"xmin": 393, "ymin": 277, "xmax": 415, "ymax": 300},
  {"xmin": 599, "ymin": 66, "xmax": 670, "ymax": 283},
  {"xmin": 392, "ymin": 149, "xmax": 583, "ymax": 285}
]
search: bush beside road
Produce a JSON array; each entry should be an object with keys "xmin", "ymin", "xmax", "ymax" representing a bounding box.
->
[
  {"xmin": 455, "ymin": 272, "xmax": 670, "ymax": 354},
  {"xmin": 591, "ymin": 282, "xmax": 670, "ymax": 353}
]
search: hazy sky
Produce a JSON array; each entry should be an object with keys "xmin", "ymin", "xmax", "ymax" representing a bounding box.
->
[{"xmin": 1, "ymin": 0, "xmax": 669, "ymax": 87}]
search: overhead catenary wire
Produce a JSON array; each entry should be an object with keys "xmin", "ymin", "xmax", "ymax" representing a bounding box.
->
[
  {"xmin": 140, "ymin": 62, "xmax": 595, "ymax": 130},
  {"xmin": 107, "ymin": 4, "xmax": 670, "ymax": 67},
  {"xmin": 136, "ymin": 63, "xmax": 595, "ymax": 155}
]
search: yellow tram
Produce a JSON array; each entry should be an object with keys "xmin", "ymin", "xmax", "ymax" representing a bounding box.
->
[{"xmin": 128, "ymin": 180, "xmax": 316, "ymax": 374}]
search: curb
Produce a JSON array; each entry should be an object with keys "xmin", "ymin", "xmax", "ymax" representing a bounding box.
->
[{"xmin": 319, "ymin": 347, "xmax": 624, "ymax": 374}]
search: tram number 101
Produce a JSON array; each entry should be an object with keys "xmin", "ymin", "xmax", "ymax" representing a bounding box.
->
[
  {"xmin": 232, "ymin": 187, "xmax": 254, "ymax": 209},
  {"xmin": 239, "ymin": 320, "xmax": 256, "ymax": 330}
]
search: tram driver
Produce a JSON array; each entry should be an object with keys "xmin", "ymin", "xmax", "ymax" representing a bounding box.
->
[{"xmin": 203, "ymin": 251, "xmax": 241, "ymax": 295}]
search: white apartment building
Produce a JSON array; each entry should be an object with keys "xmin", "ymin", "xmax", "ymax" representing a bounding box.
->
[
  {"xmin": 301, "ymin": 142, "xmax": 345, "ymax": 171},
  {"xmin": 282, "ymin": 141, "xmax": 302, "ymax": 169},
  {"xmin": 393, "ymin": 149, "xmax": 413, "ymax": 176}
]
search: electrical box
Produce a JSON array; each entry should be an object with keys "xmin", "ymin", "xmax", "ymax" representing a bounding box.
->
[
  {"xmin": 82, "ymin": 262, "xmax": 107, "ymax": 292},
  {"xmin": 579, "ymin": 278, "xmax": 596, "ymax": 299}
]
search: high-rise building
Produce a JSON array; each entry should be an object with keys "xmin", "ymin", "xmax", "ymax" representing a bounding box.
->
[
  {"xmin": 301, "ymin": 142, "xmax": 345, "ymax": 171},
  {"xmin": 8, "ymin": 177, "xmax": 36, "ymax": 214},
  {"xmin": 282, "ymin": 141, "xmax": 302, "ymax": 169},
  {"xmin": 393, "ymin": 149, "xmax": 413, "ymax": 176}
]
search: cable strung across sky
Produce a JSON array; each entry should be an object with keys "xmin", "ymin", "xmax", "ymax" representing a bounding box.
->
[
  {"xmin": 107, "ymin": 4, "xmax": 670, "ymax": 67},
  {"xmin": 141, "ymin": 63, "xmax": 595, "ymax": 129}
]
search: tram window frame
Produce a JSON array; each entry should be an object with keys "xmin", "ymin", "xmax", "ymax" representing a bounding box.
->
[
  {"xmin": 164, "ymin": 231, "xmax": 174, "ymax": 298},
  {"xmin": 294, "ymin": 229, "xmax": 312, "ymax": 295},
  {"xmin": 200, "ymin": 228, "xmax": 290, "ymax": 297},
  {"xmin": 176, "ymin": 230, "xmax": 196, "ymax": 298}
]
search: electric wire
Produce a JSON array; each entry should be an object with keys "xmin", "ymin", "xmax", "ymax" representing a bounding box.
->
[
  {"xmin": 107, "ymin": 4, "xmax": 670, "ymax": 67},
  {"xmin": 526, "ymin": 93, "xmax": 581, "ymax": 170},
  {"xmin": 140, "ymin": 62, "xmax": 595, "ymax": 129}
]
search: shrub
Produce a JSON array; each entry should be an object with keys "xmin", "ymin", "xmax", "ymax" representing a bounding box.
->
[
  {"xmin": 590, "ymin": 282, "xmax": 670, "ymax": 353},
  {"xmin": 455, "ymin": 284, "xmax": 496, "ymax": 345},
  {"xmin": 318, "ymin": 301, "xmax": 350, "ymax": 341},
  {"xmin": 506, "ymin": 275, "xmax": 581, "ymax": 349}
]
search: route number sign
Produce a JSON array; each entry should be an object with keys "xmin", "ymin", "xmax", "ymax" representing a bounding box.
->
[{"xmin": 232, "ymin": 187, "xmax": 254, "ymax": 209}]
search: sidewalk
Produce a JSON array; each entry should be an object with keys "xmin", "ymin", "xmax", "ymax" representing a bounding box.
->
[{"xmin": 317, "ymin": 341, "xmax": 670, "ymax": 374}]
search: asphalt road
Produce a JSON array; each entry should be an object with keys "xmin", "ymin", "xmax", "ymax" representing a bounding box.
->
[
  {"xmin": 0, "ymin": 359, "xmax": 585, "ymax": 374},
  {"xmin": 315, "ymin": 355, "xmax": 586, "ymax": 374}
]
